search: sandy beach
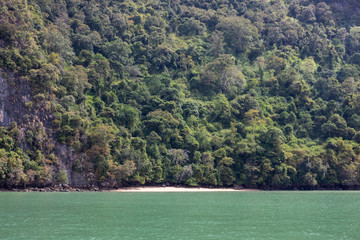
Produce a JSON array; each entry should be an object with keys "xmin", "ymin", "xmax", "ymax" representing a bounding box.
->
[{"xmin": 110, "ymin": 186, "xmax": 260, "ymax": 192}]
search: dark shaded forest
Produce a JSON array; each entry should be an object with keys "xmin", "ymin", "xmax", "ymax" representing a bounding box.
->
[{"xmin": 1, "ymin": 0, "xmax": 360, "ymax": 189}]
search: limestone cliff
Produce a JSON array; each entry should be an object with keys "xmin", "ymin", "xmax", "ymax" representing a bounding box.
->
[
  {"xmin": 0, "ymin": 69, "xmax": 89, "ymax": 188},
  {"xmin": 0, "ymin": 70, "xmax": 30, "ymax": 126}
]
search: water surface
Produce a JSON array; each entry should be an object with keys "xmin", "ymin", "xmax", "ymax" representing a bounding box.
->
[{"xmin": 0, "ymin": 191, "xmax": 359, "ymax": 239}]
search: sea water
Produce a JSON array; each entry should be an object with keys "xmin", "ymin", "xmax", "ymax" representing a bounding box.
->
[{"xmin": 0, "ymin": 191, "xmax": 359, "ymax": 239}]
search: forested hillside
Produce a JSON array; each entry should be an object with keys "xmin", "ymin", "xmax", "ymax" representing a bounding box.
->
[{"xmin": 1, "ymin": 0, "xmax": 360, "ymax": 189}]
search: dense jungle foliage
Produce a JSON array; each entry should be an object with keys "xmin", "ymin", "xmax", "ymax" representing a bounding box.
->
[{"xmin": 1, "ymin": 0, "xmax": 360, "ymax": 189}]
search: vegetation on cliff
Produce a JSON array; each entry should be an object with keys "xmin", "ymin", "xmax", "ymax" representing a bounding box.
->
[{"xmin": 1, "ymin": 0, "xmax": 360, "ymax": 189}]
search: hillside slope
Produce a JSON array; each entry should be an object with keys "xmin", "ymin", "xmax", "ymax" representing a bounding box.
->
[{"xmin": 1, "ymin": 0, "xmax": 360, "ymax": 189}]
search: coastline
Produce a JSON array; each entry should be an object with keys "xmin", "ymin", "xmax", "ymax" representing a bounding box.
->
[
  {"xmin": 109, "ymin": 186, "xmax": 260, "ymax": 192},
  {"xmin": 0, "ymin": 186, "xmax": 260, "ymax": 192},
  {"xmin": 1, "ymin": 185, "xmax": 357, "ymax": 192}
]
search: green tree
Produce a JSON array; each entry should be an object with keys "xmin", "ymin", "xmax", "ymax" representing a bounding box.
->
[{"xmin": 216, "ymin": 16, "xmax": 258, "ymax": 54}]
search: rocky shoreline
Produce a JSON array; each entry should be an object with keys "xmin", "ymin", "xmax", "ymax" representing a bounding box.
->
[
  {"xmin": 0, "ymin": 187, "xmax": 105, "ymax": 192},
  {"xmin": 1, "ymin": 184, "xmax": 248, "ymax": 192},
  {"xmin": 1, "ymin": 184, "xmax": 359, "ymax": 192}
]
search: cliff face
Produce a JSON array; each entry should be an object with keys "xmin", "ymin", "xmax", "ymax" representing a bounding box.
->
[
  {"xmin": 0, "ymin": 70, "xmax": 31, "ymax": 127},
  {"xmin": 0, "ymin": 69, "xmax": 89, "ymax": 188},
  {"xmin": 0, "ymin": 71, "xmax": 10, "ymax": 126}
]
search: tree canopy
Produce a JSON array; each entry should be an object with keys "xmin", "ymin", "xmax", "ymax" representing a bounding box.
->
[{"xmin": 1, "ymin": 0, "xmax": 360, "ymax": 189}]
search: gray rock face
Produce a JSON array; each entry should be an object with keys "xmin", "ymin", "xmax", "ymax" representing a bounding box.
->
[
  {"xmin": 0, "ymin": 67, "xmax": 96, "ymax": 188},
  {"xmin": 0, "ymin": 70, "xmax": 11, "ymax": 126},
  {"xmin": 0, "ymin": 69, "xmax": 31, "ymax": 126},
  {"xmin": 0, "ymin": 69, "xmax": 90, "ymax": 188}
]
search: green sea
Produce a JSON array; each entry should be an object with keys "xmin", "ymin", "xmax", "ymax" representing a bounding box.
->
[{"xmin": 0, "ymin": 191, "xmax": 359, "ymax": 239}]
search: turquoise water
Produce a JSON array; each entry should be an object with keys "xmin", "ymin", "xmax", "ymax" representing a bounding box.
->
[{"xmin": 0, "ymin": 191, "xmax": 359, "ymax": 239}]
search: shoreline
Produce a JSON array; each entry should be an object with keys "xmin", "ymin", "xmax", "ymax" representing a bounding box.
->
[
  {"xmin": 109, "ymin": 186, "xmax": 260, "ymax": 192},
  {"xmin": 0, "ymin": 186, "xmax": 260, "ymax": 192},
  {"xmin": 1, "ymin": 185, "xmax": 357, "ymax": 192}
]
